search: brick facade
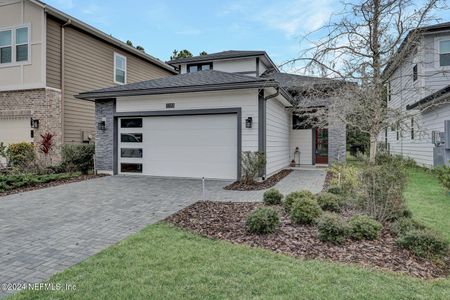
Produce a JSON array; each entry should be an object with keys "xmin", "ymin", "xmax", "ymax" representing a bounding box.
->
[{"xmin": 0, "ymin": 88, "xmax": 63, "ymax": 161}]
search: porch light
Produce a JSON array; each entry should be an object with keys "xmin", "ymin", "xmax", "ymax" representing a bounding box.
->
[
  {"xmin": 97, "ymin": 117, "xmax": 106, "ymax": 131},
  {"xmin": 30, "ymin": 118, "xmax": 39, "ymax": 129},
  {"xmin": 245, "ymin": 117, "xmax": 253, "ymax": 128}
]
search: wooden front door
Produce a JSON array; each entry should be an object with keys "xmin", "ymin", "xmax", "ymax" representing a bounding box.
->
[{"xmin": 315, "ymin": 128, "xmax": 328, "ymax": 164}]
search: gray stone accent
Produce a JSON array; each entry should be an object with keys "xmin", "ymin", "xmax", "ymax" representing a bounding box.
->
[
  {"xmin": 95, "ymin": 100, "xmax": 114, "ymax": 172},
  {"xmin": 328, "ymin": 115, "xmax": 346, "ymax": 164}
]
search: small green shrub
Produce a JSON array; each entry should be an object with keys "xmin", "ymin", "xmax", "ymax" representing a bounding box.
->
[
  {"xmin": 317, "ymin": 213, "xmax": 350, "ymax": 244},
  {"xmin": 263, "ymin": 188, "xmax": 283, "ymax": 205},
  {"xmin": 329, "ymin": 163, "xmax": 359, "ymax": 195},
  {"xmin": 283, "ymin": 190, "xmax": 315, "ymax": 212},
  {"xmin": 290, "ymin": 198, "xmax": 322, "ymax": 224},
  {"xmin": 246, "ymin": 207, "xmax": 280, "ymax": 234},
  {"xmin": 396, "ymin": 229, "xmax": 449, "ymax": 258},
  {"xmin": 327, "ymin": 184, "xmax": 343, "ymax": 195},
  {"xmin": 62, "ymin": 144, "xmax": 95, "ymax": 175},
  {"xmin": 241, "ymin": 151, "xmax": 266, "ymax": 184},
  {"xmin": 390, "ymin": 217, "xmax": 425, "ymax": 236},
  {"xmin": 434, "ymin": 165, "xmax": 450, "ymax": 191},
  {"xmin": 317, "ymin": 192, "xmax": 342, "ymax": 212},
  {"xmin": 0, "ymin": 173, "xmax": 80, "ymax": 192},
  {"xmin": 349, "ymin": 215, "xmax": 383, "ymax": 240},
  {"xmin": 5, "ymin": 142, "xmax": 36, "ymax": 169}
]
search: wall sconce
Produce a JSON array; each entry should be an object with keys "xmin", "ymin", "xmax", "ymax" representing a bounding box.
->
[
  {"xmin": 30, "ymin": 118, "xmax": 39, "ymax": 129},
  {"xmin": 245, "ymin": 117, "xmax": 253, "ymax": 128},
  {"xmin": 97, "ymin": 117, "xmax": 106, "ymax": 131}
]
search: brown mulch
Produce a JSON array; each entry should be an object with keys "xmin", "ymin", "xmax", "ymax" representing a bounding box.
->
[
  {"xmin": 166, "ymin": 201, "xmax": 450, "ymax": 279},
  {"xmin": 224, "ymin": 169, "xmax": 292, "ymax": 191},
  {"xmin": 0, "ymin": 174, "xmax": 106, "ymax": 197}
]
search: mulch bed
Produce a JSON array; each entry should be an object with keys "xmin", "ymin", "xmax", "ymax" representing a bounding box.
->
[
  {"xmin": 224, "ymin": 169, "xmax": 292, "ymax": 191},
  {"xmin": 166, "ymin": 201, "xmax": 450, "ymax": 279},
  {"xmin": 0, "ymin": 174, "xmax": 106, "ymax": 197}
]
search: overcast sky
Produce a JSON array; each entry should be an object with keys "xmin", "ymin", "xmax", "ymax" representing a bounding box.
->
[{"xmin": 45, "ymin": 0, "xmax": 448, "ymax": 73}]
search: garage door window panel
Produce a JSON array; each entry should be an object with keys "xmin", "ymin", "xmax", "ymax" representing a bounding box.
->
[
  {"xmin": 120, "ymin": 163, "xmax": 142, "ymax": 173},
  {"xmin": 121, "ymin": 118, "xmax": 142, "ymax": 128},
  {"xmin": 121, "ymin": 148, "xmax": 143, "ymax": 158},
  {"xmin": 121, "ymin": 133, "xmax": 143, "ymax": 143}
]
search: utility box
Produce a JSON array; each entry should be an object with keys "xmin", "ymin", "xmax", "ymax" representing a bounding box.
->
[{"xmin": 433, "ymin": 120, "xmax": 450, "ymax": 167}]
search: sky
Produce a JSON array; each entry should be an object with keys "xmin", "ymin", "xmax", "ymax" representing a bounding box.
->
[{"xmin": 45, "ymin": 0, "xmax": 448, "ymax": 73}]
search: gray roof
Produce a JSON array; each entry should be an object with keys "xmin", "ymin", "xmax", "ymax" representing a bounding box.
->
[
  {"xmin": 262, "ymin": 72, "xmax": 338, "ymax": 89},
  {"xmin": 407, "ymin": 84, "xmax": 450, "ymax": 110},
  {"xmin": 167, "ymin": 50, "xmax": 267, "ymax": 64},
  {"xmin": 76, "ymin": 70, "xmax": 278, "ymax": 100}
]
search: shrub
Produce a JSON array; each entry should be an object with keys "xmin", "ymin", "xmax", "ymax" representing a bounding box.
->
[
  {"xmin": 62, "ymin": 144, "xmax": 95, "ymax": 175},
  {"xmin": 0, "ymin": 173, "xmax": 79, "ymax": 192},
  {"xmin": 241, "ymin": 151, "xmax": 266, "ymax": 184},
  {"xmin": 376, "ymin": 153, "xmax": 417, "ymax": 168},
  {"xmin": 317, "ymin": 192, "xmax": 342, "ymax": 212},
  {"xmin": 396, "ymin": 229, "xmax": 449, "ymax": 258},
  {"xmin": 359, "ymin": 163, "xmax": 407, "ymax": 222},
  {"xmin": 317, "ymin": 213, "xmax": 350, "ymax": 244},
  {"xmin": 246, "ymin": 207, "xmax": 280, "ymax": 234},
  {"xmin": 390, "ymin": 217, "xmax": 425, "ymax": 236},
  {"xmin": 434, "ymin": 165, "xmax": 450, "ymax": 191},
  {"xmin": 5, "ymin": 142, "xmax": 36, "ymax": 170},
  {"xmin": 329, "ymin": 163, "xmax": 359, "ymax": 195},
  {"xmin": 327, "ymin": 184, "xmax": 343, "ymax": 195},
  {"xmin": 283, "ymin": 190, "xmax": 315, "ymax": 212},
  {"xmin": 263, "ymin": 188, "xmax": 283, "ymax": 205},
  {"xmin": 290, "ymin": 198, "xmax": 322, "ymax": 224},
  {"xmin": 349, "ymin": 215, "xmax": 383, "ymax": 240}
]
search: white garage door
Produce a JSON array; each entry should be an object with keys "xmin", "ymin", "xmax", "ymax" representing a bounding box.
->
[
  {"xmin": 0, "ymin": 118, "xmax": 31, "ymax": 144},
  {"xmin": 118, "ymin": 114, "xmax": 238, "ymax": 179}
]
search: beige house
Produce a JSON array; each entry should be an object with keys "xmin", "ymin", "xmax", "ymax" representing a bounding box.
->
[{"xmin": 0, "ymin": 0, "xmax": 175, "ymax": 155}]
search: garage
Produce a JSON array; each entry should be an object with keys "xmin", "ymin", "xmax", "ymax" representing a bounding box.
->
[
  {"xmin": 0, "ymin": 118, "xmax": 31, "ymax": 144},
  {"xmin": 118, "ymin": 114, "xmax": 238, "ymax": 180}
]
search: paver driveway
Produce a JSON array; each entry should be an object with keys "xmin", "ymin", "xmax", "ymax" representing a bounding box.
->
[{"xmin": 0, "ymin": 169, "xmax": 325, "ymax": 296}]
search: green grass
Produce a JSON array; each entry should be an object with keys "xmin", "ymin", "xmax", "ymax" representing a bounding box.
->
[
  {"xmin": 404, "ymin": 168, "xmax": 450, "ymax": 241},
  {"xmin": 11, "ymin": 223, "xmax": 450, "ymax": 300}
]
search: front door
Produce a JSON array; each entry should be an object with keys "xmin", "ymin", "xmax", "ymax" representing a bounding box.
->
[{"xmin": 315, "ymin": 128, "xmax": 328, "ymax": 164}]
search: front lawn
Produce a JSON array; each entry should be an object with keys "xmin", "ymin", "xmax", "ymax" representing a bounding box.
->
[
  {"xmin": 12, "ymin": 223, "xmax": 450, "ymax": 300},
  {"xmin": 405, "ymin": 168, "xmax": 450, "ymax": 241}
]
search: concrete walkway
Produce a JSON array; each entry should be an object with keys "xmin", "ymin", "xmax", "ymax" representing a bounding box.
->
[{"xmin": 0, "ymin": 169, "xmax": 325, "ymax": 296}]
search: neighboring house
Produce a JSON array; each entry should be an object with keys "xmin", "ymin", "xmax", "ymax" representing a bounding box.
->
[
  {"xmin": 383, "ymin": 22, "xmax": 450, "ymax": 167},
  {"xmin": 77, "ymin": 50, "xmax": 346, "ymax": 180},
  {"xmin": 0, "ymin": 0, "xmax": 176, "ymax": 156}
]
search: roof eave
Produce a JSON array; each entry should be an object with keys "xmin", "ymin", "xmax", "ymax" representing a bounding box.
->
[
  {"xmin": 406, "ymin": 85, "xmax": 450, "ymax": 110},
  {"xmin": 76, "ymin": 81, "xmax": 278, "ymax": 101},
  {"xmin": 33, "ymin": 0, "xmax": 176, "ymax": 74}
]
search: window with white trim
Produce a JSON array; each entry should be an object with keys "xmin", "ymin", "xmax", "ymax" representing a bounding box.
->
[
  {"xmin": 439, "ymin": 40, "xmax": 450, "ymax": 67},
  {"xmin": 114, "ymin": 53, "xmax": 127, "ymax": 84},
  {"xmin": 0, "ymin": 25, "xmax": 29, "ymax": 65}
]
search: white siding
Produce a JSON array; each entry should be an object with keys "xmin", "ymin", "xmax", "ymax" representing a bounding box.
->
[
  {"xmin": 266, "ymin": 98, "xmax": 290, "ymax": 175},
  {"xmin": 116, "ymin": 89, "xmax": 259, "ymax": 151},
  {"xmin": 386, "ymin": 32, "xmax": 450, "ymax": 167},
  {"xmin": 290, "ymin": 129, "xmax": 313, "ymax": 165}
]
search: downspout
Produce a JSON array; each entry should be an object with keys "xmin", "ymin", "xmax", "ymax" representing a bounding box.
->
[
  {"xmin": 60, "ymin": 18, "xmax": 72, "ymax": 146},
  {"xmin": 260, "ymin": 87, "xmax": 280, "ymax": 178}
]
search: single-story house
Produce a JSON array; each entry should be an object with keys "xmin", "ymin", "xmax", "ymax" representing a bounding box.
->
[{"xmin": 77, "ymin": 51, "xmax": 346, "ymax": 180}]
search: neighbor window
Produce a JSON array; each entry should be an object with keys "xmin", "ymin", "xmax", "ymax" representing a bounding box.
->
[
  {"xmin": 439, "ymin": 40, "xmax": 450, "ymax": 67},
  {"xmin": 187, "ymin": 62, "xmax": 212, "ymax": 73},
  {"xmin": 411, "ymin": 117, "xmax": 415, "ymax": 140},
  {"xmin": 0, "ymin": 26, "xmax": 29, "ymax": 65},
  {"xmin": 121, "ymin": 118, "xmax": 142, "ymax": 128},
  {"xmin": 387, "ymin": 81, "xmax": 391, "ymax": 101},
  {"xmin": 413, "ymin": 64, "xmax": 418, "ymax": 81},
  {"xmin": 114, "ymin": 53, "xmax": 127, "ymax": 84}
]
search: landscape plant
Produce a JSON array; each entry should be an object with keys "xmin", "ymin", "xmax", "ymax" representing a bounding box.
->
[
  {"xmin": 240, "ymin": 151, "xmax": 266, "ymax": 184},
  {"xmin": 290, "ymin": 198, "xmax": 322, "ymax": 224},
  {"xmin": 61, "ymin": 144, "xmax": 95, "ymax": 175},
  {"xmin": 246, "ymin": 207, "xmax": 280, "ymax": 234},
  {"xmin": 317, "ymin": 192, "xmax": 342, "ymax": 212},
  {"xmin": 5, "ymin": 142, "xmax": 36, "ymax": 170},
  {"xmin": 317, "ymin": 213, "xmax": 350, "ymax": 244},
  {"xmin": 283, "ymin": 190, "xmax": 315, "ymax": 212},
  {"xmin": 396, "ymin": 229, "xmax": 449, "ymax": 258},
  {"xmin": 263, "ymin": 188, "xmax": 283, "ymax": 205},
  {"xmin": 349, "ymin": 215, "xmax": 383, "ymax": 241}
]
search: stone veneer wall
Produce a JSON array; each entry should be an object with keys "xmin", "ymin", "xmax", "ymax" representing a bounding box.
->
[
  {"xmin": 328, "ymin": 114, "xmax": 347, "ymax": 165},
  {"xmin": 0, "ymin": 88, "xmax": 63, "ymax": 161},
  {"xmin": 95, "ymin": 100, "xmax": 114, "ymax": 173}
]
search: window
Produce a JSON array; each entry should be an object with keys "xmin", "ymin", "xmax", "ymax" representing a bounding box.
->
[
  {"xmin": 0, "ymin": 25, "xmax": 29, "ymax": 65},
  {"xmin": 384, "ymin": 128, "xmax": 388, "ymax": 144},
  {"xmin": 121, "ymin": 148, "xmax": 143, "ymax": 158},
  {"xmin": 187, "ymin": 62, "xmax": 213, "ymax": 73},
  {"xmin": 413, "ymin": 64, "xmax": 418, "ymax": 81},
  {"xmin": 114, "ymin": 53, "xmax": 127, "ymax": 84},
  {"xmin": 439, "ymin": 40, "xmax": 450, "ymax": 67},
  {"xmin": 411, "ymin": 117, "xmax": 414, "ymax": 140},
  {"xmin": 387, "ymin": 81, "xmax": 391, "ymax": 101},
  {"xmin": 121, "ymin": 163, "xmax": 142, "ymax": 173},
  {"xmin": 121, "ymin": 118, "xmax": 142, "ymax": 128},
  {"xmin": 396, "ymin": 123, "xmax": 400, "ymax": 141},
  {"xmin": 121, "ymin": 133, "xmax": 143, "ymax": 143},
  {"xmin": 15, "ymin": 27, "xmax": 28, "ymax": 62}
]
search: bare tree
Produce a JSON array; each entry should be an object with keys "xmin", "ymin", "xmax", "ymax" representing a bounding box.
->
[{"xmin": 284, "ymin": 0, "xmax": 445, "ymax": 163}]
